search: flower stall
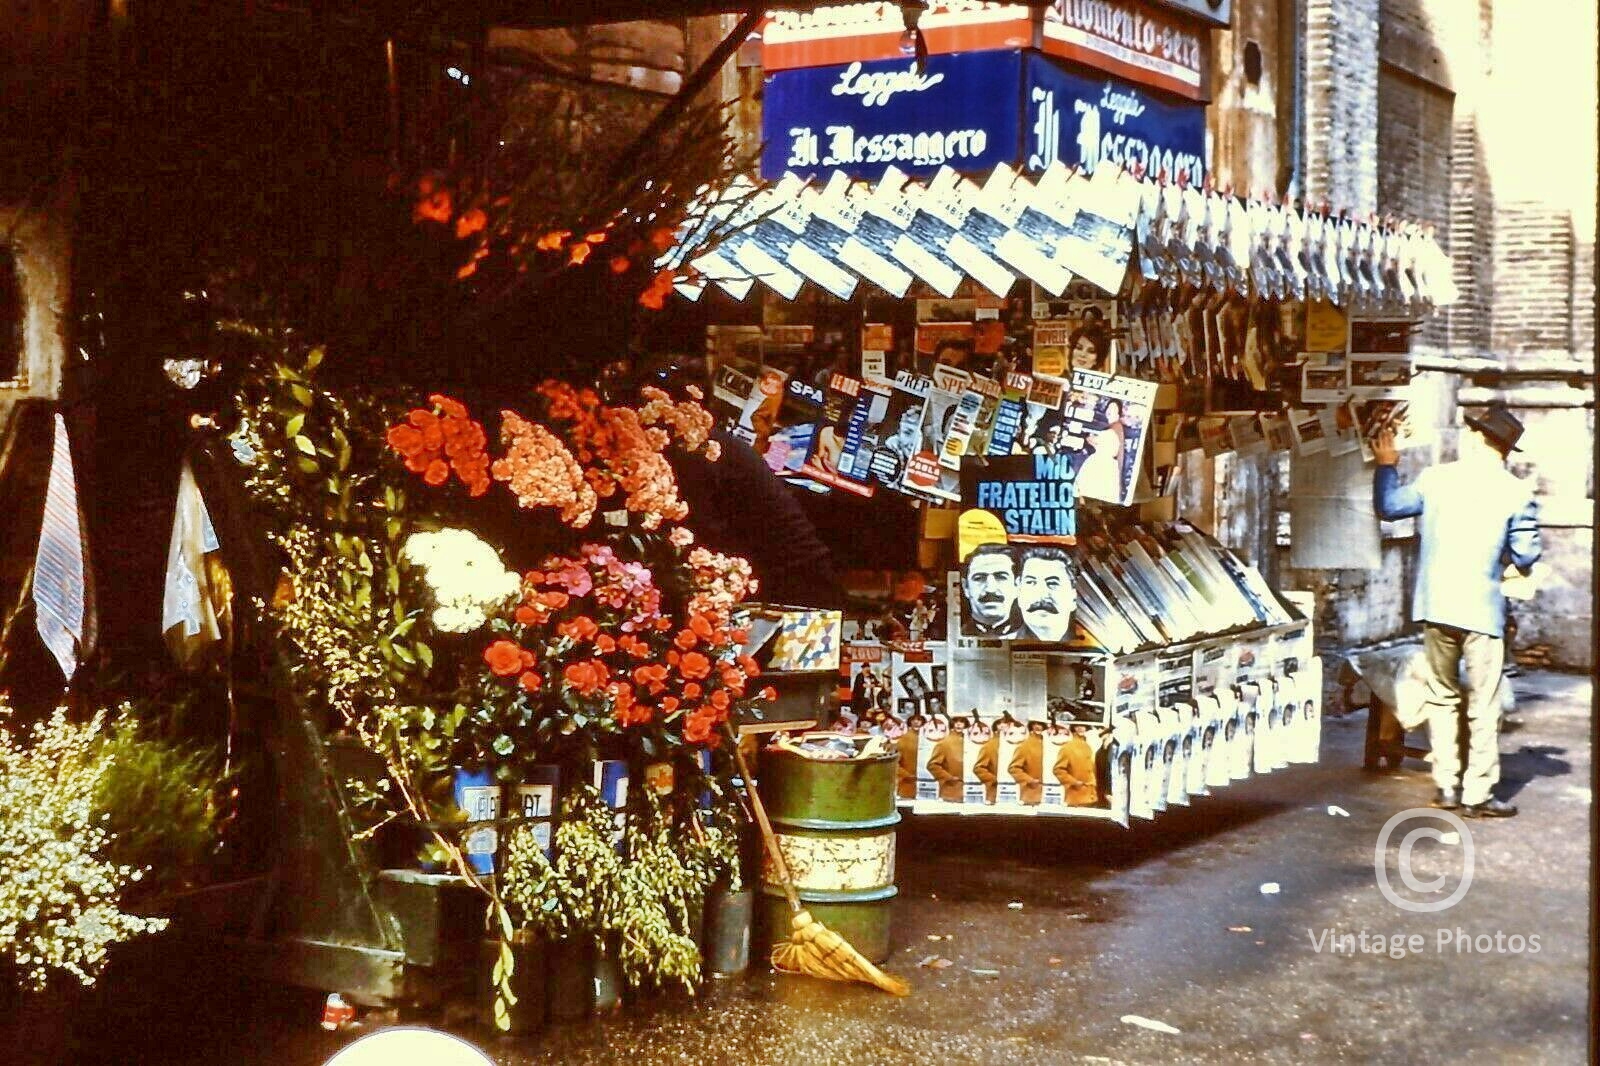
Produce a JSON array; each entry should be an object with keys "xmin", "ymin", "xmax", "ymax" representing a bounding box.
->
[{"xmin": 182, "ymin": 330, "xmax": 815, "ymax": 1028}]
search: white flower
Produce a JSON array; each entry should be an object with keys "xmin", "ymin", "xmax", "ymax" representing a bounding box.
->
[
  {"xmin": 431, "ymin": 604, "xmax": 488, "ymax": 634},
  {"xmin": 402, "ymin": 529, "xmax": 520, "ymax": 634}
]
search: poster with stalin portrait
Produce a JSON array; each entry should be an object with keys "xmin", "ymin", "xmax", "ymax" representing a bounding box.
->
[{"xmin": 954, "ymin": 455, "xmax": 1082, "ymax": 645}]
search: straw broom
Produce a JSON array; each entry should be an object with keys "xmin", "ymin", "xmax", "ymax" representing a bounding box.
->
[{"xmin": 730, "ymin": 729, "xmax": 911, "ymax": 996}]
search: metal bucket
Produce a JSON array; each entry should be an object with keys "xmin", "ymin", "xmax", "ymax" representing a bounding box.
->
[
  {"xmin": 754, "ymin": 745, "xmax": 900, "ymax": 965},
  {"xmin": 479, "ymin": 932, "xmax": 546, "ymax": 1033},
  {"xmin": 702, "ymin": 886, "xmax": 754, "ymax": 977}
]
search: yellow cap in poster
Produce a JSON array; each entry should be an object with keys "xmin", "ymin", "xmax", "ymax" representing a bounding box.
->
[{"xmin": 957, "ymin": 508, "xmax": 1009, "ymax": 562}]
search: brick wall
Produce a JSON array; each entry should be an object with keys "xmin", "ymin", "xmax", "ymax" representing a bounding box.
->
[
  {"xmin": 1377, "ymin": 66, "xmax": 1452, "ymax": 350},
  {"xmin": 1444, "ymin": 113, "xmax": 1492, "ymax": 355},
  {"xmin": 1303, "ymin": 0, "xmax": 1379, "ymax": 212},
  {"xmin": 1491, "ymin": 203, "xmax": 1578, "ymax": 359}
]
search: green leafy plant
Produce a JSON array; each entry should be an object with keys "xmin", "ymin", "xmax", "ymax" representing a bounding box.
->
[
  {"xmin": 92, "ymin": 707, "xmax": 228, "ymax": 892},
  {"xmin": 498, "ymin": 784, "xmax": 746, "ymax": 993}
]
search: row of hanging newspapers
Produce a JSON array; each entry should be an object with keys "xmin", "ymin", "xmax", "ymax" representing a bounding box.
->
[{"xmin": 661, "ymin": 163, "xmax": 1457, "ymax": 314}]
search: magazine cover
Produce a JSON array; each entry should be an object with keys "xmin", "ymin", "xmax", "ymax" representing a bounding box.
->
[
  {"xmin": 962, "ymin": 716, "xmax": 995, "ymax": 805},
  {"xmin": 900, "ymin": 384, "xmax": 965, "ymax": 503},
  {"xmin": 1048, "ymin": 721, "xmax": 1103, "ymax": 809},
  {"xmin": 1106, "ymin": 724, "xmax": 1135, "ymax": 827},
  {"xmin": 991, "ymin": 716, "xmax": 1029, "ymax": 806},
  {"xmin": 1252, "ymin": 676, "xmax": 1278, "ymax": 775},
  {"xmin": 1200, "ymin": 693, "xmax": 1232, "ymax": 789},
  {"xmin": 759, "ymin": 375, "xmax": 826, "ymax": 480},
  {"xmin": 957, "ymin": 375, "xmax": 1006, "ymax": 458},
  {"xmin": 1129, "ymin": 711, "xmax": 1161, "ymax": 819},
  {"xmin": 920, "ymin": 711, "xmax": 964, "ymax": 804},
  {"xmin": 800, "ymin": 373, "xmax": 883, "ymax": 496},
  {"xmin": 1158, "ymin": 708, "xmax": 1187, "ymax": 808},
  {"xmin": 953, "ymin": 527, "xmax": 1077, "ymax": 645},
  {"xmin": 1016, "ymin": 373, "xmax": 1068, "ymax": 454},
  {"xmin": 1266, "ymin": 674, "xmax": 1293, "ymax": 771},
  {"xmin": 843, "ymin": 641, "xmax": 891, "ymax": 717},
  {"xmin": 1231, "ymin": 684, "xmax": 1258, "ymax": 781},
  {"xmin": 1292, "ymin": 656, "xmax": 1323, "ymax": 764},
  {"xmin": 1061, "ymin": 370, "xmax": 1159, "ymax": 506},
  {"xmin": 985, "ymin": 371, "xmax": 1032, "ymax": 456},
  {"xmin": 859, "ymin": 370, "xmax": 932, "ymax": 493},
  {"xmin": 725, "ymin": 363, "xmax": 790, "ymax": 455},
  {"xmin": 1032, "ymin": 279, "xmax": 1119, "ymax": 376},
  {"xmin": 1148, "ymin": 713, "xmax": 1174, "ymax": 815},
  {"xmin": 948, "ymin": 629, "xmax": 1015, "ymax": 722},
  {"xmin": 1041, "ymin": 653, "xmax": 1109, "ymax": 724},
  {"xmin": 1039, "ymin": 719, "xmax": 1070, "ymax": 807}
]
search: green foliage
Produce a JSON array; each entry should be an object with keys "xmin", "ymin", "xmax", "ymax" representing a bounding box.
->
[
  {"xmin": 498, "ymin": 784, "xmax": 746, "ymax": 993},
  {"xmin": 91, "ymin": 710, "xmax": 228, "ymax": 891}
]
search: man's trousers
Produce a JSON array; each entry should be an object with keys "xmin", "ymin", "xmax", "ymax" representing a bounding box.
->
[{"xmin": 1420, "ymin": 622, "xmax": 1505, "ymax": 806}]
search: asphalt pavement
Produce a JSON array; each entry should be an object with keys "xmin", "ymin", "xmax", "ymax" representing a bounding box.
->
[{"xmin": 40, "ymin": 671, "xmax": 1595, "ymax": 1065}]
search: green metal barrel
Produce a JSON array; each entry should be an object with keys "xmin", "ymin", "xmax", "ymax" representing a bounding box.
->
[{"xmin": 755, "ymin": 745, "xmax": 900, "ymax": 964}]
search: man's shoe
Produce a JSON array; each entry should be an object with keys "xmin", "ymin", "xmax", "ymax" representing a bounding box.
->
[
  {"xmin": 1430, "ymin": 788, "xmax": 1461, "ymax": 810},
  {"xmin": 1462, "ymin": 797, "xmax": 1518, "ymax": 818}
]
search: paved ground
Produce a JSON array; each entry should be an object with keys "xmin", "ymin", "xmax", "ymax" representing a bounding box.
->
[{"xmin": 33, "ymin": 671, "xmax": 1594, "ymax": 1065}]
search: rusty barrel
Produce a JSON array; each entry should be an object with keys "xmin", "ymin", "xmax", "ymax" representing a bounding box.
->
[{"xmin": 755, "ymin": 744, "xmax": 900, "ymax": 964}]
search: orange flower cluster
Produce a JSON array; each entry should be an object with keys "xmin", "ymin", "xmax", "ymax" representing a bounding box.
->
[
  {"xmin": 484, "ymin": 639, "xmax": 542, "ymax": 693},
  {"xmin": 534, "ymin": 382, "xmax": 689, "ymax": 531},
  {"xmin": 638, "ymin": 268, "xmax": 677, "ymax": 311},
  {"xmin": 491, "ymin": 410, "xmax": 598, "ymax": 527},
  {"xmin": 386, "ymin": 394, "xmax": 491, "ymax": 496},
  {"xmin": 637, "ymin": 385, "xmax": 716, "ymax": 455},
  {"xmin": 685, "ymin": 547, "xmax": 759, "ymax": 629}
]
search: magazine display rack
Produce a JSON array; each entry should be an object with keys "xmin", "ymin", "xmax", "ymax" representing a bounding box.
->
[{"xmin": 839, "ymin": 517, "xmax": 1322, "ymax": 826}]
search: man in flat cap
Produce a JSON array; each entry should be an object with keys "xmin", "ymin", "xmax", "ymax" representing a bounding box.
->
[{"xmin": 1374, "ymin": 403, "xmax": 1541, "ymax": 818}]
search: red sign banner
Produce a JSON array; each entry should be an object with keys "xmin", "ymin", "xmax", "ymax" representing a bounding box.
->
[
  {"xmin": 760, "ymin": 3, "xmax": 1034, "ymax": 72},
  {"xmin": 1042, "ymin": 0, "xmax": 1210, "ymax": 101}
]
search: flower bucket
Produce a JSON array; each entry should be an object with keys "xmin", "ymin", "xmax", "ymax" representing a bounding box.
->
[
  {"xmin": 702, "ymin": 885, "xmax": 753, "ymax": 978},
  {"xmin": 479, "ymin": 931, "xmax": 547, "ymax": 1034},
  {"xmin": 502, "ymin": 764, "xmax": 560, "ymax": 859},
  {"xmin": 545, "ymin": 935, "xmax": 594, "ymax": 1022}
]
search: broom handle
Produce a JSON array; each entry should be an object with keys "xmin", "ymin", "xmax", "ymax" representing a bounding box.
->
[{"xmin": 729, "ymin": 727, "xmax": 803, "ymax": 915}]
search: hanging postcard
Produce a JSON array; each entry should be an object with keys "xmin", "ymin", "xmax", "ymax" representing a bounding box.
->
[
  {"xmin": 834, "ymin": 181, "xmax": 916, "ymax": 298},
  {"xmin": 870, "ymin": 166, "xmax": 964, "ymax": 297},
  {"xmin": 1299, "ymin": 353, "xmax": 1349, "ymax": 404}
]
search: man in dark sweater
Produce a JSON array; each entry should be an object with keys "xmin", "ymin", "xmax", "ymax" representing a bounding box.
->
[{"xmin": 671, "ymin": 428, "xmax": 845, "ymax": 610}]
